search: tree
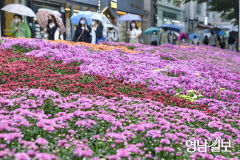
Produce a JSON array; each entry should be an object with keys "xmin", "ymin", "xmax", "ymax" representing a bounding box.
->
[{"xmin": 181, "ymin": 0, "xmax": 238, "ymax": 25}]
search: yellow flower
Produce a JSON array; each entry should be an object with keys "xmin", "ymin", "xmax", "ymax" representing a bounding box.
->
[{"xmin": 152, "ymin": 68, "xmax": 163, "ymax": 72}]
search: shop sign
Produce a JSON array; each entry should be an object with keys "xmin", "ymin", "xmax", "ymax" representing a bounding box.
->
[{"xmin": 111, "ymin": 1, "xmax": 117, "ymax": 9}]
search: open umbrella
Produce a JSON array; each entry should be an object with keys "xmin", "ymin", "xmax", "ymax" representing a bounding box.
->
[
  {"xmin": 71, "ymin": 12, "xmax": 111, "ymax": 26},
  {"xmin": 91, "ymin": 12, "xmax": 111, "ymax": 25},
  {"xmin": 217, "ymin": 30, "xmax": 226, "ymax": 36},
  {"xmin": 144, "ymin": 27, "xmax": 160, "ymax": 34},
  {"xmin": 160, "ymin": 24, "xmax": 181, "ymax": 33},
  {"xmin": 177, "ymin": 33, "xmax": 188, "ymax": 41},
  {"xmin": 189, "ymin": 33, "xmax": 201, "ymax": 40},
  {"xmin": 118, "ymin": 13, "xmax": 142, "ymax": 21},
  {"xmin": 105, "ymin": 24, "xmax": 118, "ymax": 31},
  {"xmin": 212, "ymin": 27, "xmax": 221, "ymax": 33},
  {"xmin": 1, "ymin": 4, "xmax": 36, "ymax": 17},
  {"xmin": 36, "ymin": 9, "xmax": 66, "ymax": 34},
  {"xmin": 38, "ymin": 8, "xmax": 61, "ymax": 17},
  {"xmin": 70, "ymin": 11, "xmax": 92, "ymax": 25}
]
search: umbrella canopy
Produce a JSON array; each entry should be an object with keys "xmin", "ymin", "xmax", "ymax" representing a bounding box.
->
[
  {"xmin": 38, "ymin": 8, "xmax": 61, "ymax": 17},
  {"xmin": 105, "ymin": 24, "xmax": 118, "ymax": 31},
  {"xmin": 36, "ymin": 9, "xmax": 66, "ymax": 34},
  {"xmin": 71, "ymin": 11, "xmax": 111, "ymax": 26},
  {"xmin": 91, "ymin": 13, "xmax": 111, "ymax": 25},
  {"xmin": 1, "ymin": 4, "xmax": 36, "ymax": 17},
  {"xmin": 177, "ymin": 33, "xmax": 188, "ymax": 41},
  {"xmin": 118, "ymin": 13, "xmax": 142, "ymax": 21},
  {"xmin": 160, "ymin": 24, "xmax": 181, "ymax": 33},
  {"xmin": 216, "ymin": 30, "xmax": 228, "ymax": 37},
  {"xmin": 144, "ymin": 27, "xmax": 160, "ymax": 34},
  {"xmin": 212, "ymin": 27, "xmax": 221, "ymax": 33},
  {"xmin": 189, "ymin": 33, "xmax": 201, "ymax": 40}
]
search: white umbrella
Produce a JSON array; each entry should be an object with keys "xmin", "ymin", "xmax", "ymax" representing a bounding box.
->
[
  {"xmin": 104, "ymin": 24, "xmax": 118, "ymax": 31},
  {"xmin": 91, "ymin": 13, "xmax": 111, "ymax": 25},
  {"xmin": 1, "ymin": 4, "xmax": 36, "ymax": 17}
]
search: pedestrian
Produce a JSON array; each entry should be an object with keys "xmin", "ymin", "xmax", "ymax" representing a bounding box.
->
[
  {"xmin": 43, "ymin": 15, "xmax": 63, "ymax": 40},
  {"xmin": 168, "ymin": 31, "xmax": 177, "ymax": 45},
  {"xmin": 10, "ymin": 14, "xmax": 31, "ymax": 38},
  {"xmin": 128, "ymin": 21, "xmax": 142, "ymax": 44},
  {"xmin": 228, "ymin": 35, "xmax": 235, "ymax": 51},
  {"xmin": 209, "ymin": 31, "xmax": 217, "ymax": 47},
  {"xmin": 203, "ymin": 35, "xmax": 209, "ymax": 45},
  {"xmin": 159, "ymin": 28, "xmax": 169, "ymax": 45},
  {"xmin": 181, "ymin": 36, "xmax": 187, "ymax": 44},
  {"xmin": 106, "ymin": 27, "xmax": 118, "ymax": 42},
  {"xmin": 220, "ymin": 36, "xmax": 226, "ymax": 49},
  {"xmin": 216, "ymin": 35, "xmax": 221, "ymax": 48},
  {"xmin": 91, "ymin": 19, "xmax": 104, "ymax": 44},
  {"xmin": 192, "ymin": 35, "xmax": 199, "ymax": 45},
  {"xmin": 151, "ymin": 31, "xmax": 158, "ymax": 46},
  {"xmin": 72, "ymin": 17, "xmax": 91, "ymax": 43}
]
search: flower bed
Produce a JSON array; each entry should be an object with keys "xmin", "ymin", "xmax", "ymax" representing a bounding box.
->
[
  {"xmin": 0, "ymin": 37, "xmax": 240, "ymax": 159},
  {"xmin": 0, "ymin": 88, "xmax": 239, "ymax": 160}
]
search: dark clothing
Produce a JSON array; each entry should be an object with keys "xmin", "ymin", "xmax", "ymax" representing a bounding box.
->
[
  {"xmin": 72, "ymin": 26, "xmax": 91, "ymax": 43},
  {"xmin": 203, "ymin": 38, "xmax": 209, "ymax": 45},
  {"xmin": 228, "ymin": 36, "xmax": 235, "ymax": 44},
  {"xmin": 47, "ymin": 24, "xmax": 58, "ymax": 40},
  {"xmin": 96, "ymin": 25, "xmax": 103, "ymax": 40},
  {"xmin": 151, "ymin": 41, "xmax": 158, "ymax": 46}
]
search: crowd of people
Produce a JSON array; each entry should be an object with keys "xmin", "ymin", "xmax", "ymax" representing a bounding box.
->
[
  {"xmin": 10, "ymin": 14, "xmax": 238, "ymax": 51},
  {"xmin": 150, "ymin": 28, "xmax": 237, "ymax": 51}
]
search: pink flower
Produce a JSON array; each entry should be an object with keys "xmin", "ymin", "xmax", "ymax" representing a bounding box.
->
[
  {"xmin": 15, "ymin": 153, "xmax": 31, "ymax": 160},
  {"xmin": 160, "ymin": 138, "xmax": 170, "ymax": 145},
  {"xmin": 116, "ymin": 149, "xmax": 129, "ymax": 158},
  {"xmin": 36, "ymin": 138, "xmax": 49, "ymax": 146}
]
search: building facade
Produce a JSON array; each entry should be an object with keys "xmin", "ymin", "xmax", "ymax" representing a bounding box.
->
[
  {"xmin": 0, "ymin": 0, "xmax": 143, "ymax": 42},
  {"xmin": 156, "ymin": 0, "xmax": 186, "ymax": 31}
]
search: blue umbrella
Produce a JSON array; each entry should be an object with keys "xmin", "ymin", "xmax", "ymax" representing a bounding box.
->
[
  {"xmin": 118, "ymin": 13, "xmax": 142, "ymax": 21},
  {"xmin": 189, "ymin": 33, "xmax": 201, "ymax": 40},
  {"xmin": 216, "ymin": 30, "xmax": 225, "ymax": 36},
  {"xmin": 70, "ymin": 11, "xmax": 93, "ymax": 25},
  {"xmin": 144, "ymin": 27, "xmax": 160, "ymax": 34},
  {"xmin": 160, "ymin": 24, "xmax": 181, "ymax": 33}
]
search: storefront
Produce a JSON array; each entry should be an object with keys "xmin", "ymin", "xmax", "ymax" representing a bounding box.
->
[
  {"xmin": 116, "ymin": 0, "xmax": 144, "ymax": 42},
  {"xmin": 156, "ymin": 4, "xmax": 185, "ymax": 31},
  {"xmin": 0, "ymin": 0, "xmax": 26, "ymax": 37},
  {"xmin": 0, "ymin": 0, "xmax": 66, "ymax": 38},
  {"xmin": 30, "ymin": 0, "xmax": 66, "ymax": 39}
]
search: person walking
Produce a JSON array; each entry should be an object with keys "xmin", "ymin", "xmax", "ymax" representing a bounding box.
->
[
  {"xmin": 228, "ymin": 35, "xmax": 236, "ymax": 51},
  {"xmin": 203, "ymin": 35, "xmax": 209, "ymax": 45},
  {"xmin": 209, "ymin": 31, "xmax": 217, "ymax": 47},
  {"xmin": 43, "ymin": 15, "xmax": 63, "ymax": 40},
  {"xmin": 220, "ymin": 36, "xmax": 226, "ymax": 49},
  {"xmin": 10, "ymin": 14, "xmax": 31, "ymax": 38},
  {"xmin": 192, "ymin": 35, "xmax": 200, "ymax": 45},
  {"xmin": 128, "ymin": 21, "xmax": 142, "ymax": 44},
  {"xmin": 159, "ymin": 28, "xmax": 169, "ymax": 45},
  {"xmin": 72, "ymin": 17, "xmax": 91, "ymax": 43},
  {"xmin": 91, "ymin": 19, "xmax": 104, "ymax": 44},
  {"xmin": 151, "ymin": 31, "xmax": 158, "ymax": 46}
]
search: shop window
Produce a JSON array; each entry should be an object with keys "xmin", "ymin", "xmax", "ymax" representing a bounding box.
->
[
  {"xmin": 82, "ymin": 6, "xmax": 89, "ymax": 11},
  {"xmin": 4, "ymin": 0, "xmax": 20, "ymax": 37},
  {"xmin": 74, "ymin": 5, "xmax": 80, "ymax": 13},
  {"xmin": 196, "ymin": 4, "xmax": 201, "ymax": 15},
  {"xmin": 90, "ymin": 7, "xmax": 97, "ymax": 12}
]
